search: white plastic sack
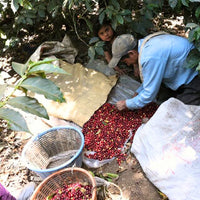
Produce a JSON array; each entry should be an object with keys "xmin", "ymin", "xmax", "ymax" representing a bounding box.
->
[{"xmin": 131, "ymin": 98, "xmax": 200, "ymax": 200}]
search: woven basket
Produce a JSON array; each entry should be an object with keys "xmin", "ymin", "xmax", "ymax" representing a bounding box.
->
[
  {"xmin": 22, "ymin": 126, "xmax": 84, "ymax": 179},
  {"xmin": 31, "ymin": 167, "xmax": 97, "ymax": 200}
]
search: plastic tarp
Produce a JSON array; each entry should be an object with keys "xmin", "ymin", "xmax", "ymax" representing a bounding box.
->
[
  {"xmin": 26, "ymin": 35, "xmax": 141, "ymax": 128},
  {"xmin": 27, "ymin": 35, "xmax": 118, "ymax": 127},
  {"xmin": 131, "ymin": 98, "xmax": 200, "ymax": 200},
  {"xmin": 28, "ymin": 34, "xmax": 78, "ymax": 64},
  {"xmin": 34, "ymin": 60, "xmax": 117, "ymax": 127}
]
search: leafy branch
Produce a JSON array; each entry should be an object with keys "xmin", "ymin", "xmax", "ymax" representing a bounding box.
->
[{"xmin": 0, "ymin": 58, "xmax": 69, "ymax": 133}]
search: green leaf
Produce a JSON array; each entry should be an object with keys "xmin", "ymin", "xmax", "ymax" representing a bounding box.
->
[
  {"xmin": 95, "ymin": 46, "xmax": 104, "ymax": 56},
  {"xmin": 88, "ymin": 46, "xmax": 95, "ymax": 60},
  {"xmin": 196, "ymin": 62, "xmax": 200, "ymax": 71},
  {"xmin": 46, "ymin": 193, "xmax": 55, "ymax": 200},
  {"xmin": 0, "ymin": 84, "xmax": 7, "ymax": 100},
  {"xmin": 189, "ymin": 0, "xmax": 200, "ymax": 2},
  {"xmin": 111, "ymin": 18, "xmax": 117, "ymax": 30},
  {"xmin": 20, "ymin": 77, "xmax": 65, "ymax": 103},
  {"xmin": 95, "ymin": 41, "xmax": 105, "ymax": 48},
  {"xmin": 98, "ymin": 8, "xmax": 104, "ymax": 15},
  {"xmin": 147, "ymin": 3, "xmax": 159, "ymax": 10},
  {"xmin": 25, "ymin": 10, "xmax": 37, "ymax": 18},
  {"xmin": 28, "ymin": 63, "xmax": 69, "ymax": 75},
  {"xmin": 195, "ymin": 6, "xmax": 200, "ymax": 19},
  {"xmin": 103, "ymin": 172, "xmax": 119, "ymax": 179},
  {"xmin": 116, "ymin": 15, "xmax": 124, "ymax": 24},
  {"xmin": 107, "ymin": 5, "xmax": 114, "ymax": 11},
  {"xmin": 38, "ymin": 4, "xmax": 46, "ymax": 10},
  {"xmin": 95, "ymin": 41, "xmax": 105, "ymax": 55},
  {"xmin": 7, "ymin": 96, "xmax": 49, "ymax": 119},
  {"xmin": 11, "ymin": 0, "xmax": 20, "ymax": 13},
  {"xmin": 169, "ymin": 0, "xmax": 178, "ymax": 8},
  {"xmin": 82, "ymin": 17, "xmax": 93, "ymax": 32},
  {"xmin": 110, "ymin": 0, "xmax": 120, "ymax": 10},
  {"xmin": 188, "ymin": 28, "xmax": 196, "ymax": 42},
  {"xmin": 38, "ymin": 9, "xmax": 45, "ymax": 18},
  {"xmin": 0, "ymin": 107, "xmax": 30, "ymax": 133},
  {"xmin": 12, "ymin": 62, "xmax": 27, "ymax": 76},
  {"xmin": 85, "ymin": 0, "xmax": 92, "ymax": 12},
  {"xmin": 89, "ymin": 37, "xmax": 100, "ymax": 44},
  {"xmin": 181, "ymin": 0, "xmax": 189, "ymax": 6},
  {"xmin": 124, "ymin": 16, "xmax": 132, "ymax": 23},
  {"xmin": 105, "ymin": 9, "xmax": 113, "ymax": 19},
  {"xmin": 186, "ymin": 23, "xmax": 198, "ymax": 29},
  {"xmin": 21, "ymin": 0, "xmax": 32, "ymax": 9},
  {"xmin": 47, "ymin": 2, "xmax": 56, "ymax": 12},
  {"xmin": 29, "ymin": 58, "xmax": 57, "ymax": 68},
  {"xmin": 185, "ymin": 48, "xmax": 200, "ymax": 69},
  {"xmin": 99, "ymin": 10, "xmax": 105, "ymax": 24},
  {"xmin": 130, "ymin": 17, "xmax": 153, "ymax": 36},
  {"xmin": 145, "ymin": 9, "xmax": 153, "ymax": 19},
  {"xmin": 187, "ymin": 26, "xmax": 200, "ymax": 42},
  {"xmin": 194, "ymin": 40, "xmax": 200, "ymax": 52},
  {"xmin": 26, "ymin": 17, "xmax": 33, "ymax": 25},
  {"xmin": 120, "ymin": 9, "xmax": 132, "ymax": 16}
]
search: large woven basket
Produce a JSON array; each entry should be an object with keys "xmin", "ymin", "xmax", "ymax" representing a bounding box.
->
[
  {"xmin": 22, "ymin": 126, "xmax": 84, "ymax": 179},
  {"xmin": 31, "ymin": 167, "xmax": 97, "ymax": 200}
]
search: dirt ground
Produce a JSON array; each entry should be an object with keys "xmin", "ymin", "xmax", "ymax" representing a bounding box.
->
[
  {"xmin": 0, "ymin": 17, "xmax": 186, "ymax": 199},
  {"xmin": 0, "ymin": 122, "xmax": 163, "ymax": 200}
]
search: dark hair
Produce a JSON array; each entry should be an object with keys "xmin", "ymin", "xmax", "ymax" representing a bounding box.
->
[
  {"xmin": 133, "ymin": 43, "xmax": 138, "ymax": 51},
  {"xmin": 120, "ymin": 43, "xmax": 138, "ymax": 61},
  {"xmin": 93, "ymin": 19, "xmax": 116, "ymax": 37}
]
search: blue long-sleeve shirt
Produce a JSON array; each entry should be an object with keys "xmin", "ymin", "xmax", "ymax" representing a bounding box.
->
[{"xmin": 126, "ymin": 34, "xmax": 198, "ymax": 110}]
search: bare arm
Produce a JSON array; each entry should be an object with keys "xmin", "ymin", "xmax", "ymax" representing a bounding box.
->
[
  {"xmin": 104, "ymin": 51, "xmax": 112, "ymax": 63},
  {"xmin": 105, "ymin": 51, "xmax": 125, "ymax": 75}
]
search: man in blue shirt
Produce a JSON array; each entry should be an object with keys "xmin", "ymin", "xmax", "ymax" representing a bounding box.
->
[{"xmin": 108, "ymin": 33, "xmax": 200, "ymax": 110}]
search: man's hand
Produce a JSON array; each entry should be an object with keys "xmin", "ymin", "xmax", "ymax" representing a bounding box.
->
[{"xmin": 116, "ymin": 100, "xmax": 127, "ymax": 111}]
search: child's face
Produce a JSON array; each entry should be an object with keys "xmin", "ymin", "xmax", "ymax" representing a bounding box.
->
[{"xmin": 98, "ymin": 25, "xmax": 114, "ymax": 42}]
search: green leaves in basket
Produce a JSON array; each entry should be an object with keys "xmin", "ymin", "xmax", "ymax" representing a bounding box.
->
[{"xmin": 46, "ymin": 193, "xmax": 56, "ymax": 200}]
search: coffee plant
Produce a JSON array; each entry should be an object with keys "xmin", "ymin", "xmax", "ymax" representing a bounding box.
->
[{"xmin": 0, "ymin": 58, "xmax": 69, "ymax": 133}]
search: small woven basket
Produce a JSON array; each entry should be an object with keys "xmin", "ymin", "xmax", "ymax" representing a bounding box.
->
[
  {"xmin": 22, "ymin": 126, "xmax": 84, "ymax": 179},
  {"xmin": 31, "ymin": 167, "xmax": 97, "ymax": 200}
]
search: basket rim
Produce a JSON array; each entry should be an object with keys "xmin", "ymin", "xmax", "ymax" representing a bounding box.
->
[
  {"xmin": 21, "ymin": 126, "xmax": 84, "ymax": 173},
  {"xmin": 31, "ymin": 167, "xmax": 97, "ymax": 200}
]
